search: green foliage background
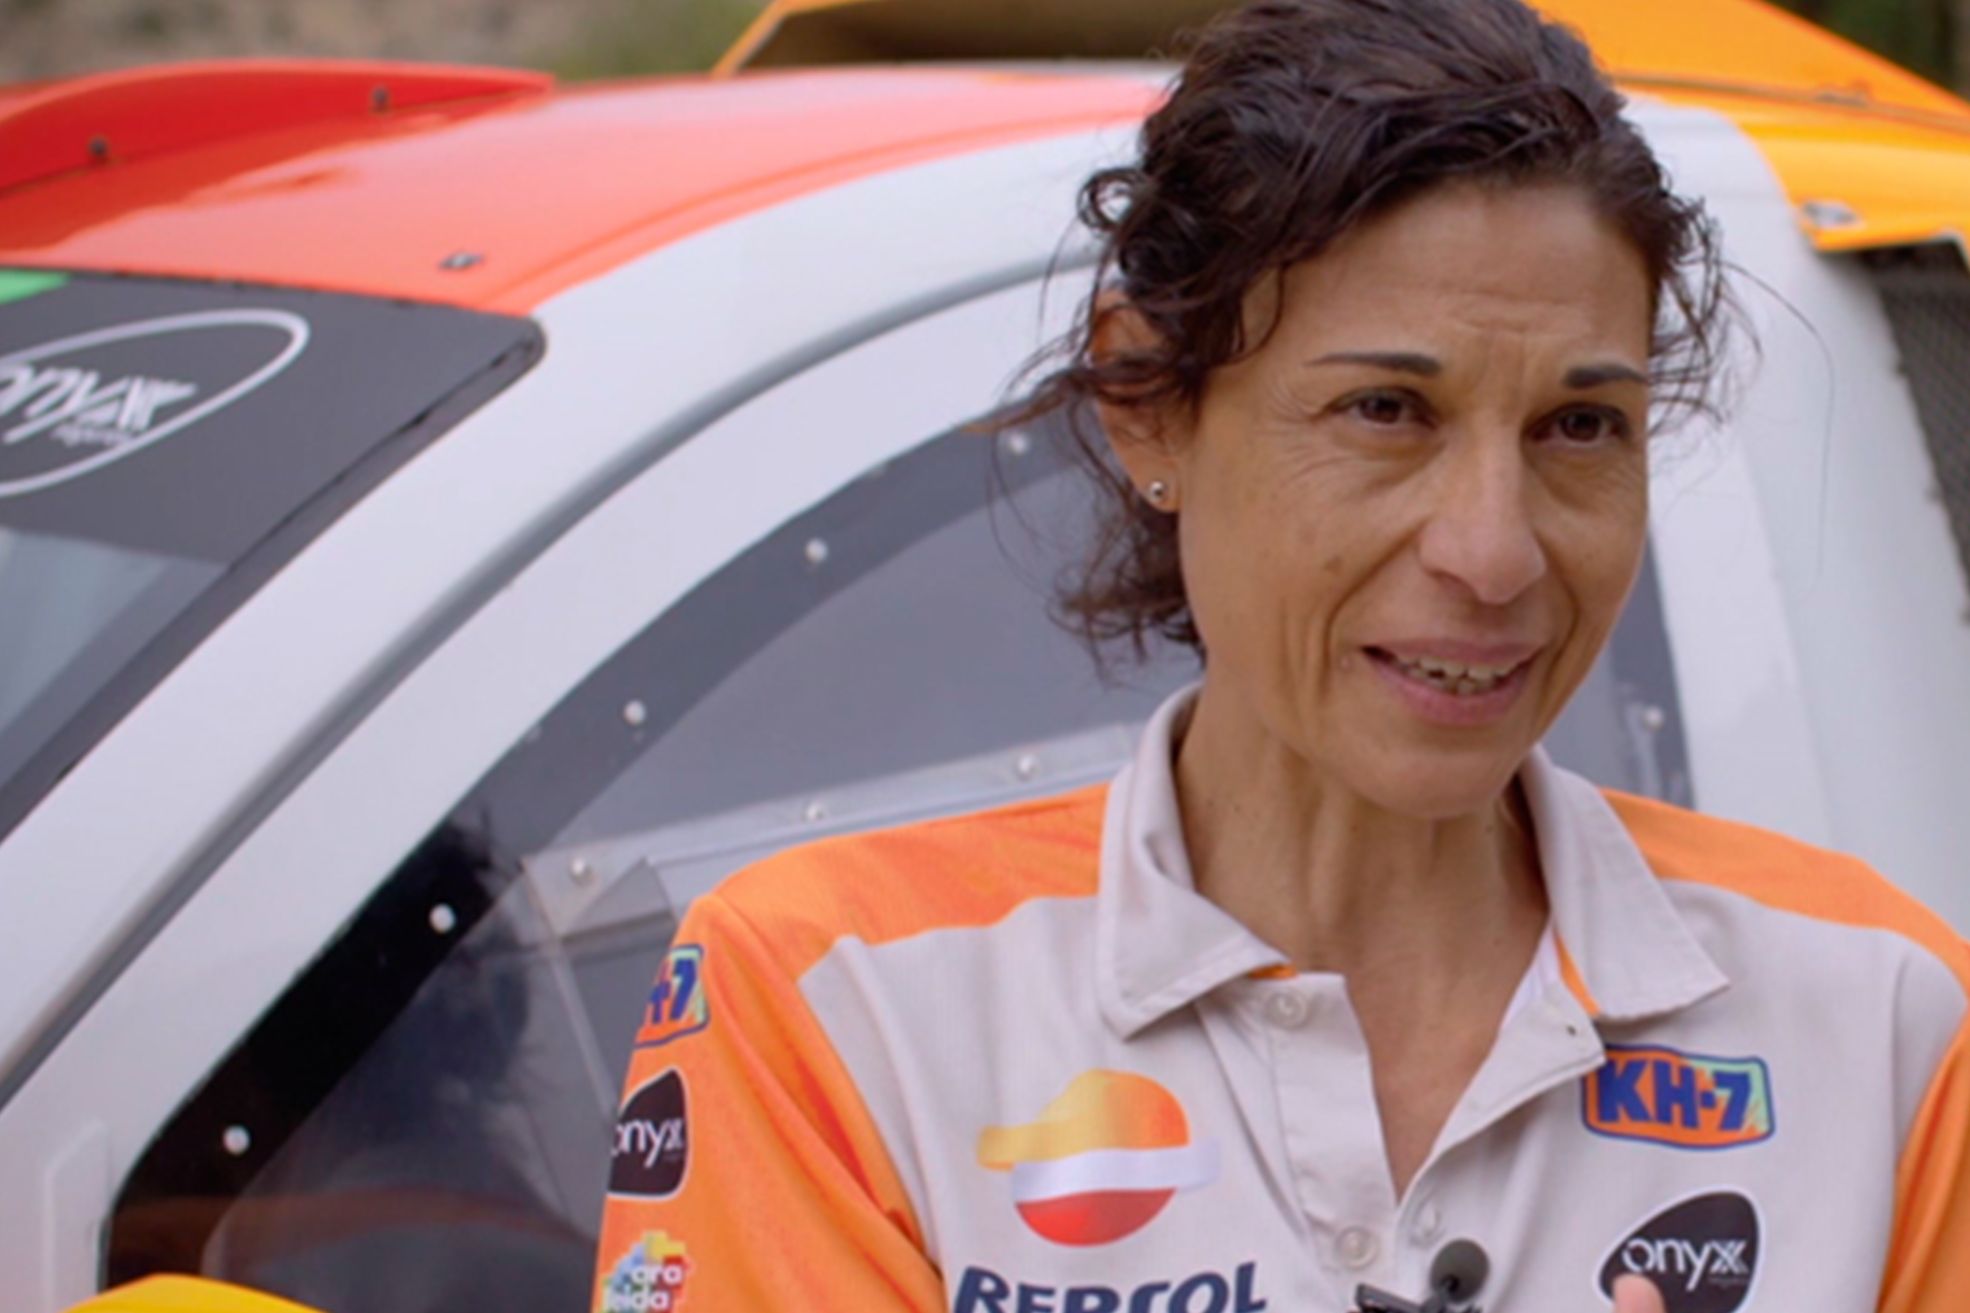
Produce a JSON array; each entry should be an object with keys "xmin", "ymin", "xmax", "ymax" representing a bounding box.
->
[
  {"xmin": 550, "ymin": 0, "xmax": 765, "ymax": 78},
  {"xmin": 1776, "ymin": 0, "xmax": 1956, "ymax": 86}
]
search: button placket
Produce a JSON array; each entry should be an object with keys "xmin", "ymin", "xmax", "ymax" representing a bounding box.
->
[{"xmin": 1248, "ymin": 974, "xmax": 1400, "ymax": 1290}]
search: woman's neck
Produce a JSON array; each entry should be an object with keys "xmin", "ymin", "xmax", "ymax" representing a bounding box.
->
[{"xmin": 1172, "ymin": 679, "xmax": 1548, "ymax": 998}]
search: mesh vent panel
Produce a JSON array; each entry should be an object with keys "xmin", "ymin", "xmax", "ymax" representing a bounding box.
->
[{"xmin": 1864, "ymin": 245, "xmax": 1970, "ymax": 594}]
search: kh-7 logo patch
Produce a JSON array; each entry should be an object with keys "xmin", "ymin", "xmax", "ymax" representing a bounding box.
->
[
  {"xmin": 635, "ymin": 943, "xmax": 709, "ymax": 1049},
  {"xmin": 1583, "ymin": 1045, "xmax": 1774, "ymax": 1149}
]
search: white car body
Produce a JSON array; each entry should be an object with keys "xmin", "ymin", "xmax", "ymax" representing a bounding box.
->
[{"xmin": 0, "ymin": 59, "xmax": 1967, "ymax": 1313}]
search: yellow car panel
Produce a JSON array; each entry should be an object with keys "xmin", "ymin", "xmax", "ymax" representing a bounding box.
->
[{"xmin": 63, "ymin": 1277, "xmax": 321, "ymax": 1313}]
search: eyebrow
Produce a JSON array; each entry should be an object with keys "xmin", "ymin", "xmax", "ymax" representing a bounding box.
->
[
  {"xmin": 1563, "ymin": 361, "xmax": 1649, "ymax": 389},
  {"xmin": 1307, "ymin": 352, "xmax": 1648, "ymax": 389},
  {"xmin": 1305, "ymin": 351, "xmax": 1441, "ymax": 376}
]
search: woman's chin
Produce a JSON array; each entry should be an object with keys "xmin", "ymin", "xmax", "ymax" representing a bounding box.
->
[{"xmin": 1347, "ymin": 749, "xmax": 1527, "ymax": 822}]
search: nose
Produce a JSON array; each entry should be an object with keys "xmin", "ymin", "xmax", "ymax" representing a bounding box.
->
[{"xmin": 1415, "ymin": 434, "xmax": 1547, "ymax": 606}]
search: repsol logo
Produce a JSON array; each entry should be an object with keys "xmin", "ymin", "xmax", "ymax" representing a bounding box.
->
[
  {"xmin": 608, "ymin": 1069, "xmax": 688, "ymax": 1200},
  {"xmin": 953, "ymin": 1262, "xmax": 1265, "ymax": 1313},
  {"xmin": 1597, "ymin": 1192, "xmax": 1760, "ymax": 1313}
]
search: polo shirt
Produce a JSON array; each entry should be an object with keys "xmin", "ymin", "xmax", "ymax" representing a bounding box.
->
[{"xmin": 592, "ymin": 683, "xmax": 1970, "ymax": 1313}]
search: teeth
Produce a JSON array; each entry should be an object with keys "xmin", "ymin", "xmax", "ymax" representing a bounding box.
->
[{"xmin": 1393, "ymin": 654, "xmax": 1517, "ymax": 695}]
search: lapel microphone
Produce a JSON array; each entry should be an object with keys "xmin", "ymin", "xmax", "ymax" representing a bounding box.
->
[{"xmin": 1352, "ymin": 1238, "xmax": 1490, "ymax": 1313}]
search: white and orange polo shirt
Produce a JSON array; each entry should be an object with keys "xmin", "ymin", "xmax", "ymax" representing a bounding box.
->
[{"xmin": 592, "ymin": 685, "xmax": 1970, "ymax": 1312}]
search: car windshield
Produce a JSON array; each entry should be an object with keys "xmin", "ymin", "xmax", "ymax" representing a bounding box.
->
[{"xmin": 0, "ymin": 269, "xmax": 541, "ymax": 843}]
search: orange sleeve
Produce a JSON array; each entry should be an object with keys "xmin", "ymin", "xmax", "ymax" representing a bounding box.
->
[
  {"xmin": 1879, "ymin": 1018, "xmax": 1970, "ymax": 1313},
  {"xmin": 591, "ymin": 891, "xmax": 944, "ymax": 1313}
]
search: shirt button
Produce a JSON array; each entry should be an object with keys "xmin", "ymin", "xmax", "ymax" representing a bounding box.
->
[
  {"xmin": 1263, "ymin": 990, "xmax": 1310, "ymax": 1028},
  {"xmin": 1336, "ymin": 1226, "xmax": 1380, "ymax": 1270},
  {"xmin": 1411, "ymin": 1201, "xmax": 1443, "ymax": 1245}
]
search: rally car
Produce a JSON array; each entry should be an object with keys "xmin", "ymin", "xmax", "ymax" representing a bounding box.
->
[{"xmin": 5, "ymin": 1, "xmax": 1970, "ymax": 1310}]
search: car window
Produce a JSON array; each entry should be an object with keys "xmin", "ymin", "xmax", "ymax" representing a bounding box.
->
[
  {"xmin": 0, "ymin": 271, "xmax": 541, "ymax": 845},
  {"xmin": 106, "ymin": 404, "xmax": 1689, "ymax": 1311}
]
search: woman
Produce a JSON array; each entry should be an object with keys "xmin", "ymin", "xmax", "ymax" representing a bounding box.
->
[{"xmin": 594, "ymin": 2, "xmax": 1970, "ymax": 1310}]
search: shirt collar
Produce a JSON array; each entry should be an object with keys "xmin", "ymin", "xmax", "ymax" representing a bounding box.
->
[
  {"xmin": 1094, "ymin": 682, "xmax": 1728, "ymax": 1039},
  {"xmin": 1518, "ymin": 742, "xmax": 1730, "ymax": 1021}
]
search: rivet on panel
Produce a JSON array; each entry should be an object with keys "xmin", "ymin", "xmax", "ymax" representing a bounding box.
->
[
  {"xmin": 623, "ymin": 699, "xmax": 648, "ymax": 728},
  {"xmin": 222, "ymin": 1125, "xmax": 252, "ymax": 1157},
  {"xmin": 804, "ymin": 538, "xmax": 830, "ymax": 568},
  {"xmin": 570, "ymin": 858, "xmax": 595, "ymax": 887},
  {"xmin": 1798, "ymin": 198, "xmax": 1860, "ymax": 231},
  {"xmin": 1015, "ymin": 753, "xmax": 1040, "ymax": 780},
  {"xmin": 804, "ymin": 800, "xmax": 828, "ymax": 823},
  {"xmin": 1004, "ymin": 431, "xmax": 1032, "ymax": 458},
  {"xmin": 1637, "ymin": 705, "xmax": 1667, "ymax": 733},
  {"xmin": 428, "ymin": 903, "xmax": 458, "ymax": 935}
]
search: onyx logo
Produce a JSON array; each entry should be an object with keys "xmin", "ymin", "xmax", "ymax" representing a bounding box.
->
[
  {"xmin": 0, "ymin": 310, "xmax": 309, "ymax": 498},
  {"xmin": 609, "ymin": 1069, "xmax": 689, "ymax": 1200},
  {"xmin": 1598, "ymin": 1191, "xmax": 1760, "ymax": 1313}
]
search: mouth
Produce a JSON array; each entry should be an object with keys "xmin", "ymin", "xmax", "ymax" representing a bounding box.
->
[
  {"xmin": 1367, "ymin": 649, "xmax": 1526, "ymax": 695},
  {"xmin": 1361, "ymin": 644, "xmax": 1541, "ymax": 725}
]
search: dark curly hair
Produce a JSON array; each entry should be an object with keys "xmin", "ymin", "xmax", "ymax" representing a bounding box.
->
[{"xmin": 991, "ymin": 0, "xmax": 1731, "ymax": 660}]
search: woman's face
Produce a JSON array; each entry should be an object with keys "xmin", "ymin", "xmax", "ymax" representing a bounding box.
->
[{"xmin": 1112, "ymin": 181, "xmax": 1654, "ymax": 818}]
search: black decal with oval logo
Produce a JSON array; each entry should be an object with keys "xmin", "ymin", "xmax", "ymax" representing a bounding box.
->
[
  {"xmin": 0, "ymin": 310, "xmax": 309, "ymax": 498},
  {"xmin": 1598, "ymin": 1191, "xmax": 1760, "ymax": 1313},
  {"xmin": 609, "ymin": 1069, "xmax": 689, "ymax": 1199}
]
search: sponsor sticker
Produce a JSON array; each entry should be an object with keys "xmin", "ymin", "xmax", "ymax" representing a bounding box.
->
[
  {"xmin": 610, "ymin": 1069, "xmax": 689, "ymax": 1200},
  {"xmin": 976, "ymin": 1070, "xmax": 1219, "ymax": 1246},
  {"xmin": 635, "ymin": 944, "xmax": 709, "ymax": 1049},
  {"xmin": 953, "ymin": 1262, "xmax": 1266, "ymax": 1313},
  {"xmin": 0, "ymin": 310, "xmax": 310, "ymax": 498},
  {"xmin": 1597, "ymin": 1191, "xmax": 1761, "ymax": 1313},
  {"xmin": 1583, "ymin": 1045, "xmax": 1774, "ymax": 1150},
  {"xmin": 598, "ymin": 1231, "xmax": 692, "ymax": 1313}
]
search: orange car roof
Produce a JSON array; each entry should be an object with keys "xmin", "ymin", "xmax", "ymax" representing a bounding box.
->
[
  {"xmin": 7, "ymin": 0, "xmax": 1970, "ymax": 316},
  {"xmin": 0, "ymin": 60, "xmax": 1158, "ymax": 314}
]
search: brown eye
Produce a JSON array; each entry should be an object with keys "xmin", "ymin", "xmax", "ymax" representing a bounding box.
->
[
  {"xmin": 1345, "ymin": 391, "xmax": 1418, "ymax": 426},
  {"xmin": 1547, "ymin": 406, "xmax": 1632, "ymax": 445}
]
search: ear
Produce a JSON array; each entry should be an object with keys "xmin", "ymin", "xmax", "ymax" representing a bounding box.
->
[{"xmin": 1089, "ymin": 288, "xmax": 1187, "ymax": 509}]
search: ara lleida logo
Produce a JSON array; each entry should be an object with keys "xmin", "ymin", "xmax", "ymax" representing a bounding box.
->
[
  {"xmin": 0, "ymin": 310, "xmax": 310, "ymax": 498},
  {"xmin": 598, "ymin": 1231, "xmax": 692, "ymax": 1313},
  {"xmin": 1597, "ymin": 1191, "xmax": 1761, "ymax": 1313},
  {"xmin": 1582, "ymin": 1045, "xmax": 1774, "ymax": 1150}
]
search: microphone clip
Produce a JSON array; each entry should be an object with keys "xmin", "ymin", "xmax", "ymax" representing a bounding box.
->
[
  {"xmin": 1352, "ymin": 1285, "xmax": 1482, "ymax": 1313},
  {"xmin": 1350, "ymin": 1237, "xmax": 1489, "ymax": 1313}
]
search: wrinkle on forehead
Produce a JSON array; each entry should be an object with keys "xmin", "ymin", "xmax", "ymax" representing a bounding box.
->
[{"xmin": 1242, "ymin": 181, "xmax": 1653, "ymax": 382}]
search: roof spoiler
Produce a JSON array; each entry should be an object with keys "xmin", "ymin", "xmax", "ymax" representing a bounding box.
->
[{"xmin": 0, "ymin": 60, "xmax": 550, "ymax": 193}]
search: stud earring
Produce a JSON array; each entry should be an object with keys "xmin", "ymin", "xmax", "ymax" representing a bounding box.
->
[{"xmin": 1146, "ymin": 479, "xmax": 1170, "ymax": 506}]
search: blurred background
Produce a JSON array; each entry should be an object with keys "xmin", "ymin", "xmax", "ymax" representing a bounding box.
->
[{"xmin": 0, "ymin": 0, "xmax": 1961, "ymax": 88}]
